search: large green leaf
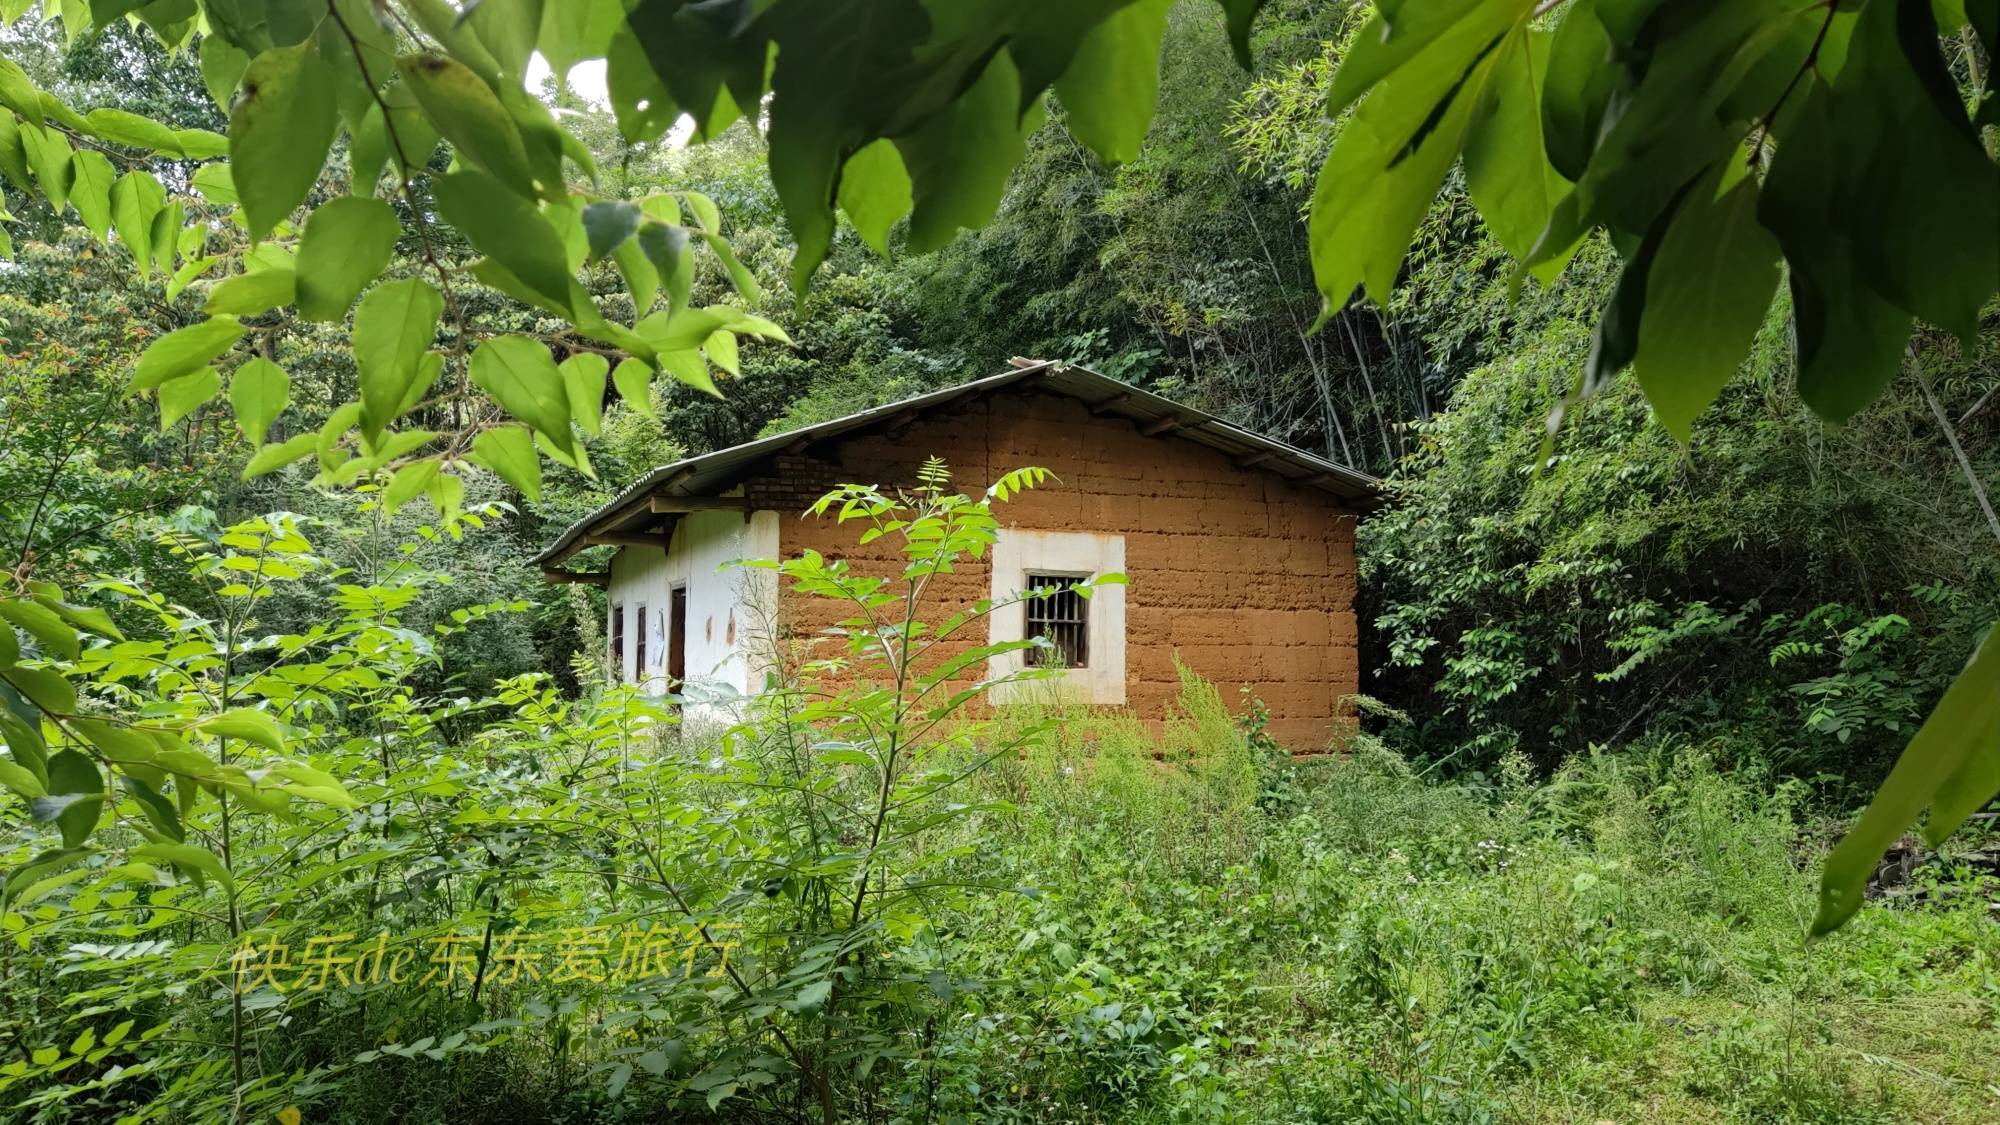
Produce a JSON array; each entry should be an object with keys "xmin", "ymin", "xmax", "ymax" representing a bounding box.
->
[
  {"xmin": 1831, "ymin": 0, "xmax": 1997, "ymax": 343},
  {"xmin": 1758, "ymin": 80, "xmax": 1912, "ymax": 422},
  {"xmin": 763, "ymin": 0, "xmax": 932, "ymax": 294},
  {"xmin": 397, "ymin": 51, "xmax": 542, "ymax": 199},
  {"xmin": 0, "ymin": 601, "xmax": 76, "ymax": 660},
  {"xmin": 20, "ymin": 123, "xmax": 72, "ymax": 211},
  {"xmin": 1309, "ymin": 6, "xmax": 1510, "ymax": 315},
  {"xmin": 560, "ymin": 352, "xmax": 608, "ymax": 437},
  {"xmin": 195, "ymin": 708, "xmax": 284, "ymax": 751},
  {"xmin": 228, "ymin": 40, "xmax": 339, "ymax": 240},
  {"xmin": 1053, "ymin": 0, "xmax": 1173, "ymax": 165},
  {"xmin": 132, "ymin": 316, "xmax": 244, "ymax": 391},
  {"xmin": 894, "ymin": 52, "xmax": 1043, "ymax": 255},
  {"xmin": 109, "ymin": 170, "xmax": 165, "ymax": 275},
  {"xmin": 132, "ymin": 841, "xmax": 233, "ymax": 895},
  {"xmin": 228, "ymin": 357, "xmax": 289, "ymax": 445},
  {"xmin": 353, "ymin": 277, "xmax": 444, "ymax": 440},
  {"xmin": 1630, "ymin": 168, "xmax": 1781, "ymax": 441},
  {"xmin": 1814, "ymin": 623, "xmax": 2000, "ymax": 934},
  {"xmin": 1540, "ymin": 0, "xmax": 1620, "ymax": 182},
  {"xmin": 158, "ymin": 367, "xmax": 221, "ymax": 430},
  {"xmin": 67, "ymin": 149, "xmax": 115, "ymax": 243},
  {"xmin": 202, "ymin": 267, "xmax": 295, "ymax": 316},
  {"xmin": 294, "ymin": 196, "xmax": 400, "ymax": 321},
  {"xmin": 1462, "ymin": 26, "xmax": 1574, "ymax": 283},
  {"xmin": 469, "ymin": 335, "xmax": 574, "ymax": 457},
  {"xmin": 836, "ymin": 139, "xmax": 911, "ymax": 258},
  {"xmin": 538, "ymin": 0, "xmax": 624, "ymax": 78},
  {"xmin": 470, "ymin": 425, "xmax": 541, "ymax": 501},
  {"xmin": 198, "ymin": 32, "xmax": 250, "ymax": 110},
  {"xmin": 84, "ymin": 107, "xmax": 183, "ymax": 154},
  {"xmin": 433, "ymin": 170, "xmax": 574, "ymax": 312},
  {"xmin": 39, "ymin": 750, "xmax": 102, "ymax": 848}
]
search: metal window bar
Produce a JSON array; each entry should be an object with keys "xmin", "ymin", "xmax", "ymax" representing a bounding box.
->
[{"xmin": 1025, "ymin": 574, "xmax": 1088, "ymax": 668}]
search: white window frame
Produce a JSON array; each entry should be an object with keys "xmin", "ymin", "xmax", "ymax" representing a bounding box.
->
[{"xmin": 987, "ymin": 529, "xmax": 1126, "ymax": 705}]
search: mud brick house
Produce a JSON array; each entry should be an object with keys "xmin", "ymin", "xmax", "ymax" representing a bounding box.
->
[{"xmin": 533, "ymin": 361, "xmax": 1379, "ymax": 748}]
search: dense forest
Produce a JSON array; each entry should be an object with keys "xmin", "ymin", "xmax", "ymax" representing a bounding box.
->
[{"xmin": 1, "ymin": 0, "xmax": 1997, "ymax": 1121}]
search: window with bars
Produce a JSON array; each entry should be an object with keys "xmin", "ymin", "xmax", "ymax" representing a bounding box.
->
[
  {"xmin": 1025, "ymin": 573, "xmax": 1088, "ymax": 668},
  {"xmin": 610, "ymin": 603, "xmax": 625, "ymax": 681},
  {"xmin": 635, "ymin": 602, "xmax": 648, "ymax": 679}
]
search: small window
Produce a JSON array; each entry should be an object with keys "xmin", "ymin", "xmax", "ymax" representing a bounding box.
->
[
  {"xmin": 668, "ymin": 585, "xmax": 688, "ymax": 687},
  {"xmin": 635, "ymin": 602, "xmax": 648, "ymax": 679},
  {"xmin": 1025, "ymin": 573, "xmax": 1088, "ymax": 668},
  {"xmin": 610, "ymin": 603, "xmax": 626, "ymax": 681}
]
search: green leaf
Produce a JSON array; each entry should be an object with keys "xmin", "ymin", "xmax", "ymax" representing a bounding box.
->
[
  {"xmin": 470, "ymin": 426, "xmax": 541, "ymax": 501},
  {"xmin": 109, "ymin": 170, "xmax": 165, "ymax": 274},
  {"xmin": 1630, "ymin": 169, "xmax": 1781, "ymax": 440},
  {"xmin": 1309, "ymin": 10, "xmax": 1509, "ymax": 315},
  {"xmin": 1833, "ymin": 0, "xmax": 1998, "ymax": 342},
  {"xmin": 132, "ymin": 841, "xmax": 232, "ymax": 895},
  {"xmin": 701, "ymin": 233, "xmax": 761, "ymax": 304},
  {"xmin": 353, "ymin": 277, "xmax": 444, "ymax": 440},
  {"xmin": 1214, "ymin": 0, "xmax": 1266, "ymax": 69},
  {"xmin": 704, "ymin": 330, "xmax": 738, "ymax": 377},
  {"xmin": 637, "ymin": 222, "xmax": 692, "ymax": 313},
  {"xmin": 122, "ymin": 776, "xmax": 182, "ymax": 842},
  {"xmin": 581, "ymin": 199, "xmax": 640, "ymax": 261},
  {"xmin": 151, "ymin": 200, "xmax": 184, "ymax": 276},
  {"xmin": 84, "ymin": 107, "xmax": 182, "ymax": 154},
  {"xmin": 433, "ymin": 170, "xmax": 574, "ymax": 311},
  {"xmin": 294, "ymin": 196, "xmax": 399, "ymax": 321},
  {"xmin": 560, "ymin": 353, "xmax": 608, "ymax": 437},
  {"xmin": 229, "ymin": 357, "xmax": 289, "ymax": 445},
  {"xmin": 895, "ymin": 52, "xmax": 1043, "ymax": 256},
  {"xmin": 1462, "ymin": 27, "xmax": 1575, "ymax": 283},
  {"xmin": 538, "ymin": 0, "xmax": 623, "ymax": 77},
  {"xmin": 21, "ymin": 123, "xmax": 72, "ymax": 212},
  {"xmin": 194, "ymin": 707, "xmax": 283, "ymax": 752},
  {"xmin": 3, "ymin": 665, "xmax": 73, "ymax": 717},
  {"xmin": 1327, "ymin": 1, "xmax": 1524, "ymax": 121},
  {"xmin": 158, "ymin": 367, "xmax": 221, "ymax": 430},
  {"xmin": 242, "ymin": 432, "xmax": 318, "ymax": 479},
  {"xmin": 202, "ymin": 268, "xmax": 294, "ymax": 316},
  {"xmin": 397, "ymin": 51, "xmax": 541, "ymax": 199},
  {"xmin": 0, "ymin": 114, "xmax": 34, "ymax": 194},
  {"xmin": 381, "ymin": 458, "xmax": 440, "ymax": 516},
  {"xmin": 837, "ymin": 139, "xmax": 911, "ymax": 258},
  {"xmin": 41, "ymin": 750, "xmax": 102, "ymax": 848},
  {"xmin": 0, "ymin": 601, "xmax": 77, "ymax": 660},
  {"xmin": 1540, "ymin": 0, "xmax": 1619, "ymax": 183},
  {"xmin": 174, "ymin": 128, "xmax": 230, "ymax": 159},
  {"xmin": 611, "ymin": 356, "xmax": 654, "ymax": 417},
  {"xmin": 228, "ymin": 41, "xmax": 339, "ymax": 241},
  {"xmin": 70, "ymin": 718, "xmax": 157, "ymax": 766},
  {"xmin": 67, "ymin": 149, "xmax": 115, "ymax": 242},
  {"xmin": 132, "ymin": 316, "xmax": 243, "ymax": 391},
  {"xmin": 1053, "ymin": 0, "xmax": 1172, "ymax": 165},
  {"xmin": 0, "ymin": 53, "xmax": 43, "ymax": 125},
  {"xmin": 199, "ymin": 33, "xmax": 250, "ymax": 111},
  {"xmin": 1815, "ymin": 623, "xmax": 2000, "ymax": 935},
  {"xmin": 469, "ymin": 335, "xmax": 574, "ymax": 456},
  {"xmin": 0, "ymin": 680, "xmax": 48, "ymax": 770},
  {"xmin": 3, "ymin": 848, "xmax": 93, "ymax": 908},
  {"xmin": 0, "ymin": 760, "xmax": 41, "ymax": 800},
  {"xmin": 612, "ymin": 236, "xmax": 659, "ymax": 315}
]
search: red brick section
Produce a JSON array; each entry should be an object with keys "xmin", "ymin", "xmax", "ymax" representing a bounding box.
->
[{"xmin": 746, "ymin": 390, "xmax": 1362, "ymax": 750}]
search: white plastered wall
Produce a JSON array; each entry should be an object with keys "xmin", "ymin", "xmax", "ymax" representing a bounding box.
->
[
  {"xmin": 986, "ymin": 528, "xmax": 1126, "ymax": 705},
  {"xmin": 605, "ymin": 504, "xmax": 780, "ymax": 724}
]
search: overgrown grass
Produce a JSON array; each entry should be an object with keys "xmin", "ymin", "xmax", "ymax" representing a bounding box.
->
[{"xmin": 895, "ymin": 674, "xmax": 2000, "ymax": 1122}]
